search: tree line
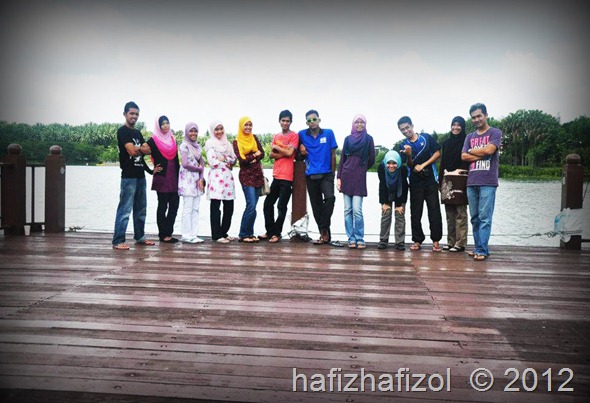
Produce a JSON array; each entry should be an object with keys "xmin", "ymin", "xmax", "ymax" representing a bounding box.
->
[{"xmin": 1, "ymin": 110, "xmax": 588, "ymax": 176}]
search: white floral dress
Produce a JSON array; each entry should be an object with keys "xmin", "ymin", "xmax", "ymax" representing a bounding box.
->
[{"xmin": 206, "ymin": 146, "xmax": 236, "ymax": 200}]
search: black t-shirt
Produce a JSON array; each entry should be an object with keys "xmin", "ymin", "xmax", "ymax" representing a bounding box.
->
[{"xmin": 117, "ymin": 125, "xmax": 146, "ymax": 178}]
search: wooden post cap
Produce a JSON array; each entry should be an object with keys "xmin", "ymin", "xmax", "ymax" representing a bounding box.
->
[
  {"xmin": 49, "ymin": 145, "xmax": 62, "ymax": 155},
  {"xmin": 565, "ymin": 154, "xmax": 581, "ymax": 165},
  {"xmin": 8, "ymin": 144, "xmax": 23, "ymax": 155}
]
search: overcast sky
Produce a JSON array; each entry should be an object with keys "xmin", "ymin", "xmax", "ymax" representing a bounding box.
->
[{"xmin": 1, "ymin": 0, "xmax": 588, "ymax": 147}]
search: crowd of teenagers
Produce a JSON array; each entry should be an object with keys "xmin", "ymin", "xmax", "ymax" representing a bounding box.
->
[{"xmin": 112, "ymin": 101, "xmax": 501, "ymax": 261}]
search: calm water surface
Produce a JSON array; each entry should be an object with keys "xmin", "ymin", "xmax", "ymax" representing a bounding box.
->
[{"xmin": 25, "ymin": 166, "xmax": 590, "ymax": 247}]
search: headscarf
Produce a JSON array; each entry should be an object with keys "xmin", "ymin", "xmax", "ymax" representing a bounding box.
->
[
  {"xmin": 383, "ymin": 150, "xmax": 404, "ymax": 198},
  {"xmin": 152, "ymin": 115, "xmax": 178, "ymax": 160},
  {"xmin": 183, "ymin": 122, "xmax": 202, "ymax": 162},
  {"xmin": 236, "ymin": 116, "xmax": 258, "ymax": 159},
  {"xmin": 205, "ymin": 120, "xmax": 235, "ymax": 158},
  {"xmin": 441, "ymin": 116, "xmax": 467, "ymax": 171},
  {"xmin": 344, "ymin": 114, "xmax": 371, "ymax": 166}
]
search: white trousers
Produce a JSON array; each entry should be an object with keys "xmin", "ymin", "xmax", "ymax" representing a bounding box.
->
[{"xmin": 181, "ymin": 195, "xmax": 201, "ymax": 239}]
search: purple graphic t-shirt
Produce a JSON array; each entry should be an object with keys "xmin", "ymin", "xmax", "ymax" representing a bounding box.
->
[{"xmin": 462, "ymin": 127, "xmax": 502, "ymax": 187}]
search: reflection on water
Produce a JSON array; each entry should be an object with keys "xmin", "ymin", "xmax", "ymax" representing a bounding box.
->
[{"xmin": 26, "ymin": 166, "xmax": 590, "ymax": 247}]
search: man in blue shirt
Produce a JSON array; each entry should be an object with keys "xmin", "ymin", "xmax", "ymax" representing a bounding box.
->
[{"xmin": 298, "ymin": 110, "xmax": 338, "ymax": 244}]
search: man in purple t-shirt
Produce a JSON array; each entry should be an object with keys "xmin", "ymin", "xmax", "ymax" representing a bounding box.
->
[{"xmin": 461, "ymin": 103, "xmax": 502, "ymax": 260}]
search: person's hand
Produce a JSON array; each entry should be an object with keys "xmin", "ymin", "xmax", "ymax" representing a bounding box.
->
[
  {"xmin": 299, "ymin": 144, "xmax": 308, "ymax": 157},
  {"xmin": 254, "ymin": 150, "xmax": 262, "ymax": 157},
  {"xmin": 414, "ymin": 163, "xmax": 424, "ymax": 173},
  {"xmin": 394, "ymin": 206, "xmax": 404, "ymax": 215},
  {"xmin": 403, "ymin": 145, "xmax": 411, "ymax": 155},
  {"xmin": 382, "ymin": 204, "xmax": 391, "ymax": 213},
  {"xmin": 155, "ymin": 164, "xmax": 163, "ymax": 173},
  {"xmin": 218, "ymin": 154, "xmax": 226, "ymax": 162},
  {"xmin": 197, "ymin": 178, "xmax": 204, "ymax": 191},
  {"xmin": 336, "ymin": 179, "xmax": 341, "ymax": 192}
]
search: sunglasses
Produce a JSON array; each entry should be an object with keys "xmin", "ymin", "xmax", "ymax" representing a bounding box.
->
[{"xmin": 306, "ymin": 118, "xmax": 319, "ymax": 123}]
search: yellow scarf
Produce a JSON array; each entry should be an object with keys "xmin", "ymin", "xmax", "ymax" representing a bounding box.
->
[{"xmin": 236, "ymin": 116, "xmax": 258, "ymax": 159}]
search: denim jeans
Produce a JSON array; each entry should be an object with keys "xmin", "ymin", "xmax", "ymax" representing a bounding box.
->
[
  {"xmin": 467, "ymin": 186, "xmax": 497, "ymax": 256},
  {"xmin": 239, "ymin": 185, "xmax": 260, "ymax": 238},
  {"xmin": 112, "ymin": 177, "xmax": 147, "ymax": 245},
  {"xmin": 263, "ymin": 179, "xmax": 292, "ymax": 237},
  {"xmin": 343, "ymin": 194, "xmax": 364, "ymax": 245}
]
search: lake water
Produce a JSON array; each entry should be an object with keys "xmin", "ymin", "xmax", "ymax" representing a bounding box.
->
[{"xmin": 22, "ymin": 165, "xmax": 590, "ymax": 247}]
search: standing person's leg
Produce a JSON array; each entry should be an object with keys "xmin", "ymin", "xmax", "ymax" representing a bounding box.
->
[
  {"xmin": 378, "ymin": 206, "xmax": 392, "ymax": 249},
  {"xmin": 166, "ymin": 192, "xmax": 180, "ymax": 238},
  {"xmin": 352, "ymin": 195, "xmax": 365, "ymax": 247},
  {"xmin": 191, "ymin": 193, "xmax": 201, "ymax": 240},
  {"xmin": 467, "ymin": 186, "xmax": 481, "ymax": 255},
  {"xmin": 263, "ymin": 179, "xmax": 280, "ymax": 237},
  {"xmin": 306, "ymin": 177, "xmax": 324, "ymax": 236},
  {"xmin": 221, "ymin": 200, "xmax": 234, "ymax": 239},
  {"xmin": 132, "ymin": 177, "xmax": 147, "ymax": 243},
  {"xmin": 319, "ymin": 173, "xmax": 335, "ymax": 240},
  {"xmin": 239, "ymin": 186, "xmax": 258, "ymax": 239},
  {"xmin": 444, "ymin": 204, "xmax": 457, "ymax": 249},
  {"xmin": 112, "ymin": 178, "xmax": 136, "ymax": 247},
  {"xmin": 475, "ymin": 186, "xmax": 496, "ymax": 257},
  {"xmin": 273, "ymin": 180, "xmax": 292, "ymax": 239},
  {"xmin": 181, "ymin": 195, "xmax": 194, "ymax": 241},
  {"xmin": 425, "ymin": 183, "xmax": 443, "ymax": 244},
  {"xmin": 394, "ymin": 208, "xmax": 406, "ymax": 249},
  {"xmin": 454, "ymin": 204, "xmax": 468, "ymax": 250},
  {"xmin": 343, "ymin": 194, "xmax": 354, "ymax": 245},
  {"xmin": 156, "ymin": 192, "xmax": 168, "ymax": 240},
  {"xmin": 210, "ymin": 199, "xmax": 222, "ymax": 240},
  {"xmin": 409, "ymin": 185, "xmax": 426, "ymax": 247}
]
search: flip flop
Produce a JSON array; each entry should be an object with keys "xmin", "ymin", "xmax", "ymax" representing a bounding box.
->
[
  {"xmin": 356, "ymin": 243, "xmax": 366, "ymax": 249},
  {"xmin": 410, "ymin": 243, "xmax": 421, "ymax": 251},
  {"xmin": 258, "ymin": 234, "xmax": 269, "ymax": 240},
  {"xmin": 239, "ymin": 237, "xmax": 256, "ymax": 243},
  {"xmin": 473, "ymin": 254, "xmax": 488, "ymax": 261},
  {"xmin": 112, "ymin": 243, "xmax": 130, "ymax": 250},
  {"xmin": 269, "ymin": 235, "xmax": 281, "ymax": 243},
  {"xmin": 329, "ymin": 240, "xmax": 344, "ymax": 247},
  {"xmin": 136, "ymin": 240, "xmax": 155, "ymax": 246},
  {"xmin": 432, "ymin": 243, "xmax": 442, "ymax": 252}
]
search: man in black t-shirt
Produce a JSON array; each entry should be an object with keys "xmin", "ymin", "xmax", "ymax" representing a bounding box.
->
[{"xmin": 112, "ymin": 101, "xmax": 155, "ymax": 250}]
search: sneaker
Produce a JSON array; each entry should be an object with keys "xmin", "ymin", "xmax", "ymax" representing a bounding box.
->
[
  {"xmin": 181, "ymin": 237, "xmax": 193, "ymax": 243},
  {"xmin": 216, "ymin": 238, "xmax": 230, "ymax": 244},
  {"xmin": 377, "ymin": 242, "xmax": 387, "ymax": 250},
  {"xmin": 189, "ymin": 237, "xmax": 204, "ymax": 244},
  {"xmin": 395, "ymin": 244, "xmax": 406, "ymax": 251}
]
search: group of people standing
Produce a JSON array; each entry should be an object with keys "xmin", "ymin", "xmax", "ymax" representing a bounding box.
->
[{"xmin": 111, "ymin": 101, "xmax": 501, "ymax": 261}]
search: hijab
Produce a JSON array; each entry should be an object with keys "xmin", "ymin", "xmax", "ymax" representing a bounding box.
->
[
  {"xmin": 183, "ymin": 122, "xmax": 202, "ymax": 162},
  {"xmin": 442, "ymin": 116, "xmax": 467, "ymax": 171},
  {"xmin": 383, "ymin": 150, "xmax": 404, "ymax": 198},
  {"xmin": 236, "ymin": 116, "xmax": 258, "ymax": 159},
  {"xmin": 152, "ymin": 115, "xmax": 178, "ymax": 160},
  {"xmin": 344, "ymin": 114, "xmax": 371, "ymax": 166},
  {"xmin": 205, "ymin": 120, "xmax": 235, "ymax": 158}
]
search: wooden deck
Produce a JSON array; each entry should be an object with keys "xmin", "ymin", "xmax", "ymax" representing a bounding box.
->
[{"xmin": 0, "ymin": 232, "xmax": 589, "ymax": 402}]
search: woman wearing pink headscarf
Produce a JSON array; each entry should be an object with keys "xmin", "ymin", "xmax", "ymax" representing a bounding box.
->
[
  {"xmin": 337, "ymin": 114, "xmax": 375, "ymax": 249},
  {"xmin": 147, "ymin": 115, "xmax": 181, "ymax": 243}
]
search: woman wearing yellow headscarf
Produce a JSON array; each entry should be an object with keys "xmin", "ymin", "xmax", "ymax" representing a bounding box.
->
[{"xmin": 232, "ymin": 116, "xmax": 265, "ymax": 242}]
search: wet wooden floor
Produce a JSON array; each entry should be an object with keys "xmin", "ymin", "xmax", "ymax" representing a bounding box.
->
[{"xmin": 0, "ymin": 232, "xmax": 589, "ymax": 402}]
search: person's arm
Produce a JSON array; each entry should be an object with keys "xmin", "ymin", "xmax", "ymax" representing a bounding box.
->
[
  {"xmin": 414, "ymin": 150, "xmax": 440, "ymax": 173},
  {"xmin": 180, "ymin": 149, "xmax": 199, "ymax": 172},
  {"xmin": 367, "ymin": 138, "xmax": 376, "ymax": 170},
  {"xmin": 270, "ymin": 143, "xmax": 294, "ymax": 159},
  {"xmin": 462, "ymin": 143, "xmax": 497, "ymax": 162}
]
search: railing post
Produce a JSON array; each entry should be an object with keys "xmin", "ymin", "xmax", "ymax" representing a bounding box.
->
[
  {"xmin": 560, "ymin": 154, "xmax": 583, "ymax": 250},
  {"xmin": 291, "ymin": 160, "xmax": 307, "ymax": 226},
  {"xmin": 1, "ymin": 144, "xmax": 26, "ymax": 235},
  {"xmin": 45, "ymin": 145, "xmax": 66, "ymax": 233}
]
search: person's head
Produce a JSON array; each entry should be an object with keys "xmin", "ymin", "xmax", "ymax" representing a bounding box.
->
[
  {"xmin": 123, "ymin": 101, "xmax": 139, "ymax": 128},
  {"xmin": 451, "ymin": 116, "xmax": 466, "ymax": 136},
  {"xmin": 210, "ymin": 121, "xmax": 225, "ymax": 139},
  {"xmin": 158, "ymin": 115, "xmax": 170, "ymax": 133},
  {"xmin": 239, "ymin": 116, "xmax": 253, "ymax": 136},
  {"xmin": 383, "ymin": 150, "xmax": 402, "ymax": 173},
  {"xmin": 279, "ymin": 110, "xmax": 292, "ymax": 132},
  {"xmin": 305, "ymin": 109, "xmax": 320, "ymax": 130},
  {"xmin": 397, "ymin": 116, "xmax": 414, "ymax": 139},
  {"xmin": 184, "ymin": 122, "xmax": 198, "ymax": 142},
  {"xmin": 352, "ymin": 114, "xmax": 367, "ymax": 135},
  {"xmin": 469, "ymin": 103, "xmax": 488, "ymax": 130}
]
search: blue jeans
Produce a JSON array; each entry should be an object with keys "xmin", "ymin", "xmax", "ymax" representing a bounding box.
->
[
  {"xmin": 239, "ymin": 185, "xmax": 260, "ymax": 238},
  {"xmin": 343, "ymin": 194, "xmax": 364, "ymax": 245},
  {"xmin": 112, "ymin": 177, "xmax": 147, "ymax": 245},
  {"xmin": 467, "ymin": 186, "xmax": 497, "ymax": 256}
]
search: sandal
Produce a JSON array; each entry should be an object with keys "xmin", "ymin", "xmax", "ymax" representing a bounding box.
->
[
  {"xmin": 136, "ymin": 240, "xmax": 155, "ymax": 246},
  {"xmin": 357, "ymin": 243, "xmax": 366, "ymax": 249},
  {"xmin": 239, "ymin": 237, "xmax": 256, "ymax": 243},
  {"xmin": 112, "ymin": 243, "xmax": 130, "ymax": 250},
  {"xmin": 410, "ymin": 242, "xmax": 421, "ymax": 251},
  {"xmin": 269, "ymin": 235, "xmax": 281, "ymax": 243},
  {"xmin": 258, "ymin": 233, "xmax": 269, "ymax": 240},
  {"xmin": 348, "ymin": 243, "xmax": 357, "ymax": 248},
  {"xmin": 468, "ymin": 251, "xmax": 476, "ymax": 257},
  {"xmin": 473, "ymin": 254, "xmax": 488, "ymax": 261},
  {"xmin": 432, "ymin": 242, "xmax": 442, "ymax": 252}
]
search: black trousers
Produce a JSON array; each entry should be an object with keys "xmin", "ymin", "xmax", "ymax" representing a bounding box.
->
[
  {"xmin": 210, "ymin": 199, "xmax": 234, "ymax": 240},
  {"xmin": 263, "ymin": 178, "xmax": 293, "ymax": 237},
  {"xmin": 306, "ymin": 173, "xmax": 335, "ymax": 235},
  {"xmin": 409, "ymin": 182, "xmax": 443, "ymax": 243},
  {"xmin": 156, "ymin": 191, "xmax": 179, "ymax": 240}
]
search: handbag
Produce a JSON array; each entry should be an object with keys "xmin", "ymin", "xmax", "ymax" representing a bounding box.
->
[
  {"xmin": 259, "ymin": 176, "xmax": 271, "ymax": 196},
  {"xmin": 440, "ymin": 169, "xmax": 468, "ymax": 205}
]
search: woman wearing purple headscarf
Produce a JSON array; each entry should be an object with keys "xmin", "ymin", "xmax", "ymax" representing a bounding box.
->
[
  {"xmin": 178, "ymin": 122, "xmax": 205, "ymax": 243},
  {"xmin": 337, "ymin": 114, "xmax": 375, "ymax": 248}
]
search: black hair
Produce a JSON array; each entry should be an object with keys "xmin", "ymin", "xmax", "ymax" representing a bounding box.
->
[
  {"xmin": 158, "ymin": 115, "xmax": 170, "ymax": 128},
  {"xmin": 124, "ymin": 101, "xmax": 139, "ymax": 113},
  {"xmin": 305, "ymin": 109, "xmax": 319, "ymax": 118},
  {"xmin": 397, "ymin": 116, "xmax": 412, "ymax": 127},
  {"xmin": 279, "ymin": 110, "xmax": 293, "ymax": 121},
  {"xmin": 469, "ymin": 103, "xmax": 487, "ymax": 116}
]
